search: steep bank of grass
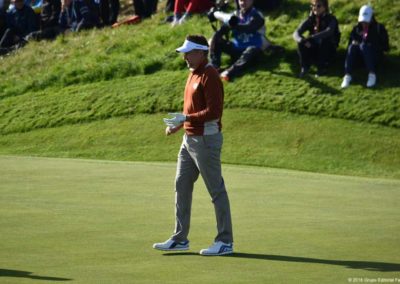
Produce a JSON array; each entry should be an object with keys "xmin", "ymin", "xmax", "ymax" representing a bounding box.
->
[
  {"xmin": 1, "ymin": 109, "xmax": 399, "ymax": 179},
  {"xmin": 0, "ymin": 0, "xmax": 399, "ymax": 130}
]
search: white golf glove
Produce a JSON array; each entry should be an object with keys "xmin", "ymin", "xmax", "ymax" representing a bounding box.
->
[{"xmin": 163, "ymin": 112, "xmax": 187, "ymax": 128}]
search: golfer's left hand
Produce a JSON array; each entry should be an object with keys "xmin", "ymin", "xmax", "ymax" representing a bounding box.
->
[
  {"xmin": 165, "ymin": 126, "xmax": 181, "ymax": 136},
  {"xmin": 163, "ymin": 113, "xmax": 187, "ymax": 128}
]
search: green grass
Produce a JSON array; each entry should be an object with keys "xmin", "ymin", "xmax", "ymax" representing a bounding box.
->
[
  {"xmin": 0, "ymin": 0, "xmax": 399, "ymax": 180},
  {"xmin": 0, "ymin": 0, "xmax": 399, "ymax": 131},
  {"xmin": 1, "ymin": 156, "xmax": 399, "ymax": 283},
  {"xmin": 0, "ymin": 109, "xmax": 399, "ymax": 179}
]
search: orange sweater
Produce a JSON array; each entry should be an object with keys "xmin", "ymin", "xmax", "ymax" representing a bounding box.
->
[{"xmin": 183, "ymin": 61, "xmax": 224, "ymax": 136}]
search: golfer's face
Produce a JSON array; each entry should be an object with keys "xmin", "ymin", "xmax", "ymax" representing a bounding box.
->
[{"xmin": 183, "ymin": 50, "xmax": 204, "ymax": 70}]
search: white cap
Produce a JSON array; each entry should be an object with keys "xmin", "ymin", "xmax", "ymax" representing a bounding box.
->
[
  {"xmin": 358, "ymin": 5, "xmax": 373, "ymax": 23},
  {"xmin": 176, "ymin": 39, "xmax": 209, "ymax": 53}
]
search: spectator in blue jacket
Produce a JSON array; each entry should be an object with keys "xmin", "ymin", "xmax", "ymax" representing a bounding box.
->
[
  {"xmin": 59, "ymin": 0, "xmax": 99, "ymax": 32},
  {"xmin": 208, "ymin": 0, "xmax": 281, "ymax": 81},
  {"xmin": 0, "ymin": 0, "xmax": 38, "ymax": 52},
  {"xmin": 340, "ymin": 5, "xmax": 389, "ymax": 89}
]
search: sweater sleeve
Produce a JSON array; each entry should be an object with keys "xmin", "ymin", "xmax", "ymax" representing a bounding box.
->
[
  {"xmin": 309, "ymin": 16, "xmax": 337, "ymax": 41},
  {"xmin": 293, "ymin": 18, "xmax": 310, "ymax": 43},
  {"xmin": 187, "ymin": 70, "xmax": 223, "ymax": 123}
]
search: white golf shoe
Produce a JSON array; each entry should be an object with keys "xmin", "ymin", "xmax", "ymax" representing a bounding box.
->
[
  {"xmin": 199, "ymin": 241, "xmax": 233, "ymax": 256},
  {"xmin": 366, "ymin": 73, "xmax": 376, "ymax": 88},
  {"xmin": 153, "ymin": 239, "xmax": 189, "ymax": 251},
  {"xmin": 341, "ymin": 74, "xmax": 352, "ymax": 89}
]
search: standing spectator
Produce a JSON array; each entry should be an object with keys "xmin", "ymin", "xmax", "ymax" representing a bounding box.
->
[
  {"xmin": 59, "ymin": 0, "xmax": 99, "ymax": 32},
  {"xmin": 293, "ymin": 0, "xmax": 340, "ymax": 77},
  {"xmin": 171, "ymin": 0, "xmax": 213, "ymax": 26},
  {"xmin": 0, "ymin": 10, "xmax": 6, "ymax": 37},
  {"xmin": 153, "ymin": 34, "xmax": 234, "ymax": 256},
  {"xmin": 340, "ymin": 5, "xmax": 389, "ymax": 89},
  {"xmin": 0, "ymin": 0, "xmax": 38, "ymax": 52},
  {"xmin": 209, "ymin": 0, "xmax": 281, "ymax": 81}
]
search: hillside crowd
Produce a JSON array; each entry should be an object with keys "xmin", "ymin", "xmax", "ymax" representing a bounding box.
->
[{"xmin": 0, "ymin": 0, "xmax": 390, "ymax": 88}]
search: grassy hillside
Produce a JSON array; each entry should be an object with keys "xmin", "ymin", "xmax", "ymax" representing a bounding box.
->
[{"xmin": 0, "ymin": 0, "xmax": 399, "ymax": 178}]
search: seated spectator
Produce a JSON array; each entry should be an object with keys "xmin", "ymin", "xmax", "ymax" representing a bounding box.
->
[
  {"xmin": 59, "ymin": 0, "xmax": 99, "ymax": 32},
  {"xmin": 0, "ymin": 10, "xmax": 6, "ymax": 37},
  {"xmin": 25, "ymin": 0, "xmax": 61, "ymax": 40},
  {"xmin": 171, "ymin": 0, "xmax": 213, "ymax": 26},
  {"xmin": 111, "ymin": 0, "xmax": 157, "ymax": 28},
  {"xmin": 208, "ymin": 0, "xmax": 282, "ymax": 81},
  {"xmin": 0, "ymin": 0, "xmax": 38, "ymax": 53},
  {"xmin": 293, "ymin": 0, "xmax": 340, "ymax": 77},
  {"xmin": 165, "ymin": 0, "xmax": 174, "ymax": 13},
  {"xmin": 99, "ymin": 0, "xmax": 119, "ymax": 26},
  {"xmin": 340, "ymin": 5, "xmax": 389, "ymax": 89},
  {"xmin": 235, "ymin": 0, "xmax": 281, "ymax": 11}
]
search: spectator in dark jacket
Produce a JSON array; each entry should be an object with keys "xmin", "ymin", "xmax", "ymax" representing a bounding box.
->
[
  {"xmin": 293, "ymin": 0, "xmax": 340, "ymax": 77},
  {"xmin": 0, "ymin": 10, "xmax": 7, "ymax": 37},
  {"xmin": 99, "ymin": 0, "xmax": 119, "ymax": 26},
  {"xmin": 0, "ymin": 0, "xmax": 38, "ymax": 52},
  {"xmin": 25, "ymin": 0, "xmax": 61, "ymax": 40},
  {"xmin": 340, "ymin": 5, "xmax": 389, "ymax": 89},
  {"xmin": 111, "ymin": 0, "xmax": 156, "ymax": 27},
  {"xmin": 59, "ymin": 0, "xmax": 99, "ymax": 32}
]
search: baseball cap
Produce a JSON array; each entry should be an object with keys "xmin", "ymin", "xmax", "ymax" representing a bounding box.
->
[
  {"xmin": 176, "ymin": 39, "xmax": 209, "ymax": 53},
  {"xmin": 358, "ymin": 5, "xmax": 373, "ymax": 23}
]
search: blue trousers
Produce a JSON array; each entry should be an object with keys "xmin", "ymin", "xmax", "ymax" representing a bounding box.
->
[{"xmin": 344, "ymin": 42, "xmax": 379, "ymax": 74}]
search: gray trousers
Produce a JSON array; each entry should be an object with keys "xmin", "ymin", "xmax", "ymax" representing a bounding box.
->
[{"xmin": 171, "ymin": 132, "xmax": 233, "ymax": 244}]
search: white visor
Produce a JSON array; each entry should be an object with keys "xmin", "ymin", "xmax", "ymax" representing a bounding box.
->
[{"xmin": 176, "ymin": 40, "xmax": 209, "ymax": 53}]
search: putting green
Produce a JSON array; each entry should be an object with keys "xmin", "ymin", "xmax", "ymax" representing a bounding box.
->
[{"xmin": 1, "ymin": 156, "xmax": 399, "ymax": 283}]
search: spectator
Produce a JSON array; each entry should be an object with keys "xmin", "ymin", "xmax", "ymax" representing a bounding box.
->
[
  {"xmin": 0, "ymin": 10, "xmax": 6, "ymax": 36},
  {"xmin": 131, "ymin": 0, "xmax": 157, "ymax": 22},
  {"xmin": 171, "ymin": 0, "xmax": 213, "ymax": 26},
  {"xmin": 293, "ymin": 0, "xmax": 340, "ymax": 77},
  {"xmin": 59, "ymin": 0, "xmax": 99, "ymax": 32},
  {"xmin": 99, "ymin": 0, "xmax": 119, "ymax": 26},
  {"xmin": 0, "ymin": 0, "xmax": 38, "ymax": 53},
  {"xmin": 165, "ymin": 0, "xmax": 174, "ymax": 13},
  {"xmin": 26, "ymin": 0, "xmax": 61, "ymax": 40},
  {"xmin": 340, "ymin": 5, "xmax": 389, "ymax": 89},
  {"xmin": 235, "ymin": 0, "xmax": 281, "ymax": 11},
  {"xmin": 208, "ymin": 0, "xmax": 281, "ymax": 81},
  {"xmin": 111, "ymin": 0, "xmax": 156, "ymax": 28}
]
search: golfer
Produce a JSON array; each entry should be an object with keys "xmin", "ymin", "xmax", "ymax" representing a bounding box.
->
[{"xmin": 153, "ymin": 34, "xmax": 234, "ymax": 256}]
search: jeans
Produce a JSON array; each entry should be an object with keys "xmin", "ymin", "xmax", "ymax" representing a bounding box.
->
[
  {"xmin": 344, "ymin": 42, "xmax": 379, "ymax": 74},
  {"xmin": 297, "ymin": 39, "xmax": 336, "ymax": 71}
]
